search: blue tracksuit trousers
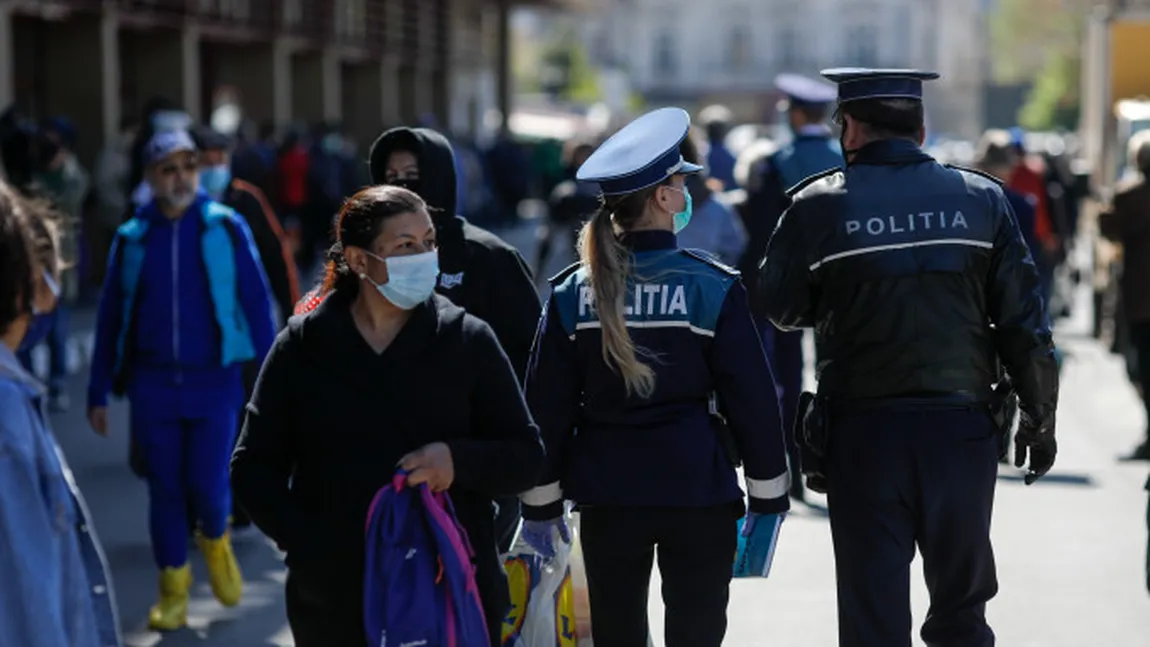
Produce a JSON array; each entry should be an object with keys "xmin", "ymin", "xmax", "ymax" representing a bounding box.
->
[{"xmin": 130, "ymin": 378, "xmax": 240, "ymax": 569}]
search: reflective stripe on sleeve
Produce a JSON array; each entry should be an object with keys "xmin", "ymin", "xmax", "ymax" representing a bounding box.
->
[
  {"xmin": 521, "ymin": 481, "xmax": 563, "ymax": 507},
  {"xmin": 747, "ymin": 473, "xmax": 790, "ymax": 500}
]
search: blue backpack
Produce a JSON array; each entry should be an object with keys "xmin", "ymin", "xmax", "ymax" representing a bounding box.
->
[{"xmin": 364, "ymin": 470, "xmax": 491, "ymax": 647}]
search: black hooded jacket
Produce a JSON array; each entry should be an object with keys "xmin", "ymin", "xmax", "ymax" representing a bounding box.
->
[
  {"xmin": 231, "ymin": 289, "xmax": 544, "ymax": 641},
  {"xmin": 369, "ymin": 128, "xmax": 540, "ymax": 382}
]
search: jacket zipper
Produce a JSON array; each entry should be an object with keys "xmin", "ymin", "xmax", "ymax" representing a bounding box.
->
[{"xmin": 172, "ymin": 220, "xmax": 182, "ymax": 385}]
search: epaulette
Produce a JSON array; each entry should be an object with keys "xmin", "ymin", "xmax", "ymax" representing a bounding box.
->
[
  {"xmin": 785, "ymin": 167, "xmax": 840, "ymax": 198},
  {"xmin": 679, "ymin": 249, "xmax": 740, "ymax": 276},
  {"xmin": 548, "ymin": 261, "xmax": 582, "ymax": 286},
  {"xmin": 945, "ymin": 164, "xmax": 1004, "ymax": 186}
]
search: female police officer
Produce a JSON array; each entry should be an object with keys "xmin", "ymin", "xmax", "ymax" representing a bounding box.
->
[{"xmin": 517, "ymin": 107, "xmax": 791, "ymax": 647}]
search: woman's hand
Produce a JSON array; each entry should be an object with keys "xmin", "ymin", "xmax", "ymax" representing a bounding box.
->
[{"xmin": 399, "ymin": 442, "xmax": 455, "ymax": 492}]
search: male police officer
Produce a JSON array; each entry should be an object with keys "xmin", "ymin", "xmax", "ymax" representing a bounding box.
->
[
  {"xmin": 751, "ymin": 73, "xmax": 842, "ymax": 502},
  {"xmin": 760, "ymin": 69, "xmax": 1058, "ymax": 647}
]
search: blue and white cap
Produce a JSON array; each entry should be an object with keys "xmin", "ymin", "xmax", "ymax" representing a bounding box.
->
[
  {"xmin": 774, "ymin": 73, "xmax": 838, "ymax": 106},
  {"xmin": 576, "ymin": 107, "xmax": 704, "ymax": 196},
  {"xmin": 820, "ymin": 68, "xmax": 941, "ymax": 103},
  {"xmin": 144, "ymin": 129, "xmax": 196, "ymax": 166}
]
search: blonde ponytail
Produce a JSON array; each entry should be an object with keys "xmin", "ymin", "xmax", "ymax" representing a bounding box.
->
[{"xmin": 579, "ymin": 204, "xmax": 656, "ymax": 398}]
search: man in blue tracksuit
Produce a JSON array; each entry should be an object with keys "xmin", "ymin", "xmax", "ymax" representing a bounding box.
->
[{"xmin": 86, "ymin": 130, "xmax": 276, "ymax": 631}]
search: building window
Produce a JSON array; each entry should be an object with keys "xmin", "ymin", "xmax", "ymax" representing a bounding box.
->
[
  {"xmin": 777, "ymin": 26, "xmax": 800, "ymax": 70},
  {"xmin": 654, "ymin": 29, "xmax": 678, "ymax": 76},
  {"xmin": 727, "ymin": 25, "xmax": 752, "ymax": 71},
  {"xmin": 843, "ymin": 24, "xmax": 878, "ymax": 67}
]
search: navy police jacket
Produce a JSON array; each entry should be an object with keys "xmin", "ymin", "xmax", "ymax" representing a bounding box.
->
[
  {"xmin": 521, "ymin": 230, "xmax": 791, "ymax": 520},
  {"xmin": 759, "ymin": 139, "xmax": 1058, "ymax": 424}
]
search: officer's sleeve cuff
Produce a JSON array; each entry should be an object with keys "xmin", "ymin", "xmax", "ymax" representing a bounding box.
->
[
  {"xmin": 747, "ymin": 473, "xmax": 791, "ymax": 515},
  {"xmin": 521, "ymin": 482, "xmax": 564, "ymax": 521}
]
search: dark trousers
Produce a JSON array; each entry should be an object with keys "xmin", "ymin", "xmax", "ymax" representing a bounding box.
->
[
  {"xmin": 1129, "ymin": 321, "xmax": 1150, "ymax": 437},
  {"xmin": 580, "ymin": 504, "xmax": 739, "ymax": 647},
  {"xmin": 286, "ymin": 567, "xmax": 506, "ymax": 647},
  {"xmin": 763, "ymin": 325, "xmax": 804, "ymax": 489},
  {"xmin": 286, "ymin": 571, "xmax": 367, "ymax": 647},
  {"xmin": 827, "ymin": 408, "xmax": 999, "ymax": 647}
]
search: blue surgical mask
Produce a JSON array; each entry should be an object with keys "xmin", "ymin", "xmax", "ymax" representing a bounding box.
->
[
  {"xmin": 19, "ymin": 271, "xmax": 60, "ymax": 352},
  {"xmin": 361, "ymin": 250, "xmax": 440, "ymax": 310},
  {"xmin": 669, "ymin": 185, "xmax": 694, "ymax": 234},
  {"xmin": 200, "ymin": 164, "xmax": 231, "ymax": 198}
]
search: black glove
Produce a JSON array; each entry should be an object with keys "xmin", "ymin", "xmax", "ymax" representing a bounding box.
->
[
  {"xmin": 1014, "ymin": 410, "xmax": 1056, "ymax": 485},
  {"xmin": 806, "ymin": 473, "xmax": 828, "ymax": 494}
]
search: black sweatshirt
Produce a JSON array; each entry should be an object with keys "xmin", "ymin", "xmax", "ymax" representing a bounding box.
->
[
  {"xmin": 369, "ymin": 127, "xmax": 541, "ymax": 382},
  {"xmin": 231, "ymin": 289, "xmax": 544, "ymax": 629}
]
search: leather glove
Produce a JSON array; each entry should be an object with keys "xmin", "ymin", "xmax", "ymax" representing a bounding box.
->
[
  {"xmin": 806, "ymin": 473, "xmax": 829, "ymax": 494},
  {"xmin": 520, "ymin": 518, "xmax": 570, "ymax": 560},
  {"xmin": 1014, "ymin": 411, "xmax": 1056, "ymax": 485}
]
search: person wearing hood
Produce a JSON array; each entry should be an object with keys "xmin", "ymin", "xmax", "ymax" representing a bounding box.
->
[
  {"xmin": 86, "ymin": 130, "xmax": 277, "ymax": 630},
  {"xmin": 0, "ymin": 180, "xmax": 122, "ymax": 647},
  {"xmin": 231, "ymin": 185, "xmax": 544, "ymax": 646},
  {"xmin": 367, "ymin": 126, "xmax": 541, "ymax": 552}
]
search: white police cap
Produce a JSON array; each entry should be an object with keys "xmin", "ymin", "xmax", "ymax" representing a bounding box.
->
[{"xmin": 576, "ymin": 107, "xmax": 704, "ymax": 196}]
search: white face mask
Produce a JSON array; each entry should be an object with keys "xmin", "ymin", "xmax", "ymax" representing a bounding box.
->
[{"xmin": 360, "ymin": 250, "xmax": 440, "ymax": 310}]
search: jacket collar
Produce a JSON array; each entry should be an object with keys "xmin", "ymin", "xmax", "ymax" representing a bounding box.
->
[
  {"xmin": 0, "ymin": 343, "xmax": 44, "ymax": 397},
  {"xmin": 849, "ymin": 138, "xmax": 933, "ymax": 167},
  {"xmin": 620, "ymin": 229, "xmax": 677, "ymax": 252}
]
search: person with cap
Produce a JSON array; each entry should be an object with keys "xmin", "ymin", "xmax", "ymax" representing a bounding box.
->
[
  {"xmin": 365, "ymin": 126, "xmax": 541, "ymax": 554},
  {"xmin": 519, "ymin": 107, "xmax": 791, "ymax": 647},
  {"xmin": 760, "ymin": 68, "xmax": 1058, "ymax": 647},
  {"xmin": 745, "ymin": 74, "xmax": 842, "ymax": 504},
  {"xmin": 698, "ymin": 104, "xmax": 738, "ymax": 190},
  {"xmin": 86, "ymin": 129, "xmax": 277, "ymax": 630}
]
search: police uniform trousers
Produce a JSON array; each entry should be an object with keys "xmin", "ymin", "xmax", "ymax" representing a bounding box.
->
[
  {"xmin": 762, "ymin": 325, "xmax": 804, "ymax": 491},
  {"xmin": 579, "ymin": 504, "xmax": 740, "ymax": 647},
  {"xmin": 826, "ymin": 406, "xmax": 999, "ymax": 647}
]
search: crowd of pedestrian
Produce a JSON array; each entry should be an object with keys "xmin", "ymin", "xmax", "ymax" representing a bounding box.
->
[{"xmin": 0, "ymin": 58, "xmax": 1145, "ymax": 647}]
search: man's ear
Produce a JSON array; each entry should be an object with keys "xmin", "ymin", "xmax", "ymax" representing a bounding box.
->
[{"xmin": 917, "ymin": 126, "xmax": 926, "ymax": 146}]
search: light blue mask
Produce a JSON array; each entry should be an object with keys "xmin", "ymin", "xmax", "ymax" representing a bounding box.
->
[
  {"xmin": 199, "ymin": 164, "xmax": 231, "ymax": 198},
  {"xmin": 362, "ymin": 250, "xmax": 440, "ymax": 310},
  {"xmin": 670, "ymin": 186, "xmax": 694, "ymax": 234}
]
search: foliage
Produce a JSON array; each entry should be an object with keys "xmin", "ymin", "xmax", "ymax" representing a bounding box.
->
[
  {"xmin": 1019, "ymin": 52, "xmax": 1081, "ymax": 130},
  {"xmin": 540, "ymin": 32, "xmax": 602, "ymax": 104},
  {"xmin": 988, "ymin": 0, "xmax": 1093, "ymax": 129}
]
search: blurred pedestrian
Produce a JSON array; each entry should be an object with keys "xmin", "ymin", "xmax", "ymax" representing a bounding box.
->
[
  {"xmin": 1100, "ymin": 131, "xmax": 1150, "ymax": 461},
  {"xmin": 0, "ymin": 180, "xmax": 122, "ymax": 647},
  {"xmin": 92, "ymin": 114, "xmax": 138, "ymax": 288},
  {"xmin": 754, "ymin": 73, "xmax": 843, "ymax": 502},
  {"xmin": 86, "ymin": 130, "xmax": 277, "ymax": 630},
  {"xmin": 19, "ymin": 117, "xmax": 90, "ymax": 413},
  {"xmin": 675, "ymin": 128, "xmax": 747, "ymax": 266},
  {"xmin": 232, "ymin": 185, "xmax": 543, "ymax": 647},
  {"xmin": 698, "ymin": 104, "xmax": 738, "ymax": 189},
  {"xmin": 536, "ymin": 138, "xmax": 599, "ymax": 277}
]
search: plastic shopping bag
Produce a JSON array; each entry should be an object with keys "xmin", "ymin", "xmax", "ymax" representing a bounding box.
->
[{"xmin": 502, "ymin": 528, "xmax": 578, "ymax": 647}]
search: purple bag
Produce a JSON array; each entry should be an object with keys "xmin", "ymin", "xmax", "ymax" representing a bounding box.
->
[{"xmin": 364, "ymin": 470, "xmax": 492, "ymax": 647}]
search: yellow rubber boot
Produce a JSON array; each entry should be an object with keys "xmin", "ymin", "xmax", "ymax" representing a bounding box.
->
[
  {"xmin": 148, "ymin": 564, "xmax": 192, "ymax": 631},
  {"xmin": 197, "ymin": 531, "xmax": 243, "ymax": 607}
]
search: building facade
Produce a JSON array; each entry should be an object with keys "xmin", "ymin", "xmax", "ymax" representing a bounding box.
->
[
  {"xmin": 576, "ymin": 0, "xmax": 989, "ymax": 138},
  {"xmin": 0, "ymin": 0, "xmax": 546, "ymax": 167}
]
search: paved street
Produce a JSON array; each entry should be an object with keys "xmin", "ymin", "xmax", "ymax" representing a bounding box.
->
[{"xmin": 40, "ymin": 227, "xmax": 1150, "ymax": 645}]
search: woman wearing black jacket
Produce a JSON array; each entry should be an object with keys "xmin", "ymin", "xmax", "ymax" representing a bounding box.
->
[{"xmin": 231, "ymin": 185, "xmax": 544, "ymax": 647}]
